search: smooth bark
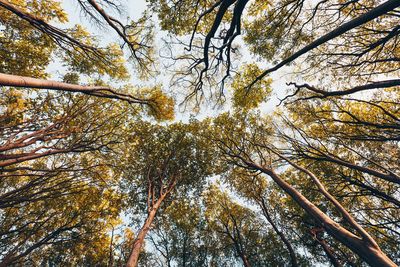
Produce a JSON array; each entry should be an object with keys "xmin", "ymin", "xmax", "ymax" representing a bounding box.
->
[
  {"xmin": 126, "ymin": 202, "xmax": 160, "ymax": 267},
  {"xmin": 259, "ymin": 198, "xmax": 298, "ymax": 267},
  {"xmin": 310, "ymin": 228, "xmax": 342, "ymax": 267},
  {"xmin": 243, "ymin": 159, "xmax": 396, "ymax": 267},
  {"xmin": 0, "ymin": 73, "xmax": 150, "ymax": 105},
  {"xmin": 248, "ymin": 0, "xmax": 400, "ymax": 89}
]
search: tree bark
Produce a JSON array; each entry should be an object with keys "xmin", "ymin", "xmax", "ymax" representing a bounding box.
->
[
  {"xmin": 126, "ymin": 186, "xmax": 172, "ymax": 267},
  {"xmin": 0, "ymin": 73, "xmax": 150, "ymax": 105},
  {"xmin": 240, "ymin": 253, "xmax": 251, "ymax": 267},
  {"xmin": 126, "ymin": 207, "xmax": 158, "ymax": 267},
  {"xmin": 248, "ymin": 0, "xmax": 400, "ymax": 88},
  {"xmin": 243, "ymin": 160, "xmax": 396, "ymax": 267},
  {"xmin": 259, "ymin": 198, "xmax": 298, "ymax": 267}
]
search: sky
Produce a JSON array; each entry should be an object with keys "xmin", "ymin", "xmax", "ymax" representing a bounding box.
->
[{"xmin": 54, "ymin": 0, "xmax": 296, "ymax": 122}]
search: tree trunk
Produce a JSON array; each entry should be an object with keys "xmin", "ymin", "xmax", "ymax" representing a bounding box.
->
[
  {"xmin": 259, "ymin": 198, "xmax": 298, "ymax": 267},
  {"xmin": 240, "ymin": 254, "xmax": 251, "ymax": 267},
  {"xmin": 310, "ymin": 228, "xmax": 342, "ymax": 267},
  {"xmin": 244, "ymin": 160, "xmax": 396, "ymax": 267},
  {"xmin": 126, "ymin": 206, "xmax": 158, "ymax": 267}
]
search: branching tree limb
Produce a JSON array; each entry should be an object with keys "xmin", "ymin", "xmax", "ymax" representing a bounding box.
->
[
  {"xmin": 247, "ymin": 0, "xmax": 400, "ymax": 90},
  {"xmin": 84, "ymin": 0, "xmax": 152, "ymax": 69},
  {"xmin": 0, "ymin": 72, "xmax": 152, "ymax": 106},
  {"xmin": 0, "ymin": 0, "xmax": 104, "ymax": 59},
  {"xmin": 280, "ymin": 79, "xmax": 400, "ymax": 102}
]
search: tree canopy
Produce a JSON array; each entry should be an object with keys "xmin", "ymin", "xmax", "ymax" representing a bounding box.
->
[{"xmin": 1, "ymin": 0, "xmax": 399, "ymax": 266}]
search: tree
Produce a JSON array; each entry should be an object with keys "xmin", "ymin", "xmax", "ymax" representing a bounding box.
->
[
  {"xmin": 277, "ymin": 90, "xmax": 400, "ymax": 261},
  {"xmin": 0, "ymin": 0, "xmax": 173, "ymax": 116},
  {"xmin": 211, "ymin": 112, "xmax": 397, "ymax": 266},
  {"xmin": 117, "ymin": 121, "xmax": 215, "ymax": 267},
  {"xmin": 0, "ymin": 91, "xmax": 129, "ymax": 265},
  {"xmin": 226, "ymin": 169, "xmax": 302, "ymax": 267},
  {"xmin": 0, "ymin": 1, "xmax": 174, "ymax": 265},
  {"xmin": 204, "ymin": 184, "xmax": 292, "ymax": 267},
  {"xmin": 147, "ymin": 198, "xmax": 209, "ymax": 267},
  {"xmin": 150, "ymin": 0, "xmax": 400, "ymax": 105},
  {"xmin": 2, "ymin": 0, "xmax": 399, "ymax": 266}
]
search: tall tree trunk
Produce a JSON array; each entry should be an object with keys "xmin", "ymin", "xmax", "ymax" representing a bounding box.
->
[
  {"xmin": 319, "ymin": 241, "xmax": 342, "ymax": 267},
  {"xmin": 259, "ymin": 198, "xmax": 298, "ymax": 267},
  {"xmin": 182, "ymin": 235, "xmax": 187, "ymax": 267},
  {"xmin": 240, "ymin": 254, "xmax": 251, "ymax": 267},
  {"xmin": 126, "ymin": 177, "xmax": 176, "ymax": 267},
  {"xmin": 244, "ymin": 160, "xmax": 396, "ymax": 267},
  {"xmin": 126, "ymin": 203, "xmax": 160, "ymax": 267},
  {"xmin": 310, "ymin": 228, "xmax": 342, "ymax": 267}
]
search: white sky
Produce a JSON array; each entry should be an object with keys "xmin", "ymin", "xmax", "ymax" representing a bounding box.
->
[{"xmin": 53, "ymin": 0, "xmax": 295, "ymax": 122}]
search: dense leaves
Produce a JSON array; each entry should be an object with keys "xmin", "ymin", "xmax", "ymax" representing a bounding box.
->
[{"xmin": 1, "ymin": 0, "xmax": 399, "ymax": 266}]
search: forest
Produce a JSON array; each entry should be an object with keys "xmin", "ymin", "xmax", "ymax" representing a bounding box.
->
[{"xmin": 0, "ymin": 0, "xmax": 399, "ymax": 266}]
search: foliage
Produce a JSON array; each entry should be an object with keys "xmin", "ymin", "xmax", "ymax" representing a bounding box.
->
[{"xmin": 1, "ymin": 0, "xmax": 399, "ymax": 266}]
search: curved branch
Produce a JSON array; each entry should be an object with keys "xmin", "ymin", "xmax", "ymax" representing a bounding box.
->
[
  {"xmin": 0, "ymin": 0, "xmax": 101, "ymax": 57},
  {"xmin": 203, "ymin": 0, "xmax": 236, "ymax": 69},
  {"xmin": 0, "ymin": 73, "xmax": 151, "ymax": 106},
  {"xmin": 85, "ymin": 0, "xmax": 145, "ymax": 63},
  {"xmin": 281, "ymin": 79, "xmax": 400, "ymax": 102},
  {"xmin": 247, "ymin": 0, "xmax": 400, "ymax": 90}
]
